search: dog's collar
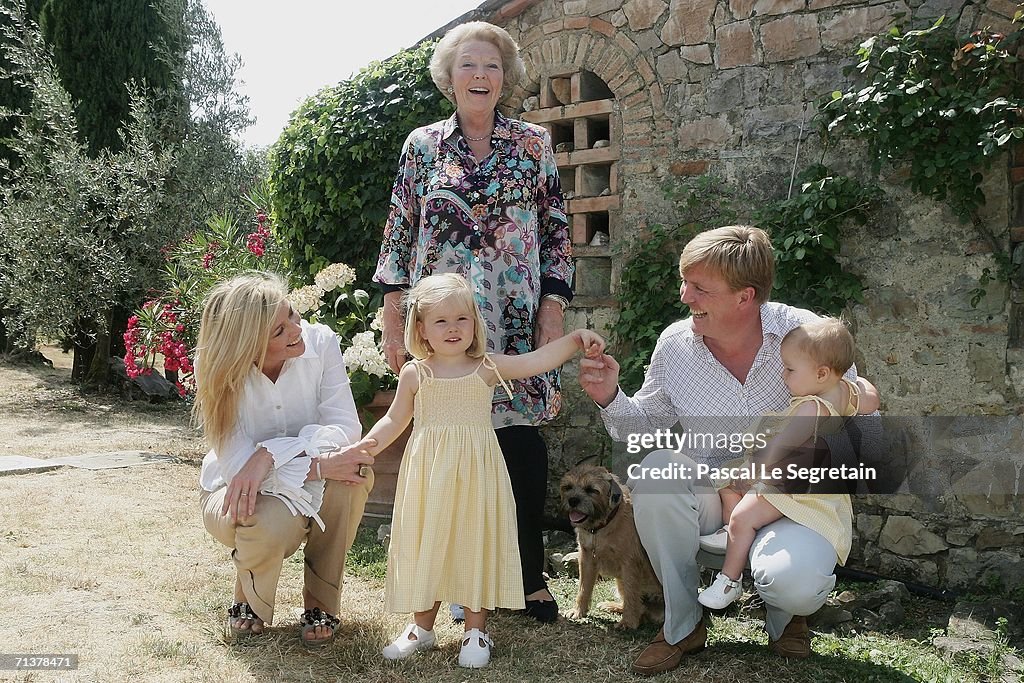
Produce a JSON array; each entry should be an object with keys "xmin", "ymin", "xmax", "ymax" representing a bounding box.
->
[{"xmin": 588, "ymin": 497, "xmax": 622, "ymax": 533}]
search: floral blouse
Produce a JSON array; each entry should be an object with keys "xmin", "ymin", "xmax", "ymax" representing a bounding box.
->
[{"xmin": 374, "ymin": 111, "xmax": 574, "ymax": 427}]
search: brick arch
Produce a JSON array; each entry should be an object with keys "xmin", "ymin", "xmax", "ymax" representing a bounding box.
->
[{"xmin": 504, "ymin": 27, "xmax": 664, "ymax": 152}]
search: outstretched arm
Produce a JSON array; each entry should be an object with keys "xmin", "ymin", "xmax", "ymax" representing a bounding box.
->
[
  {"xmin": 490, "ymin": 329, "xmax": 604, "ymax": 381},
  {"xmin": 341, "ymin": 363, "xmax": 417, "ymax": 458}
]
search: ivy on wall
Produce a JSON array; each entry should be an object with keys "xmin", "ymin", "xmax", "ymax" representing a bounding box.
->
[
  {"xmin": 822, "ymin": 16, "xmax": 1023, "ymax": 282},
  {"xmin": 612, "ymin": 168, "xmax": 880, "ymax": 393},
  {"xmin": 268, "ymin": 41, "xmax": 453, "ymax": 283}
]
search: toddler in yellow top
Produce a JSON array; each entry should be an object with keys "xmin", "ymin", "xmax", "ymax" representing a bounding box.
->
[
  {"xmin": 340, "ymin": 273, "xmax": 603, "ymax": 668},
  {"xmin": 698, "ymin": 317, "xmax": 879, "ymax": 610}
]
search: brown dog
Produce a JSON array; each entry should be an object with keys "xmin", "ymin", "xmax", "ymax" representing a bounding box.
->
[{"xmin": 560, "ymin": 464, "xmax": 663, "ymax": 629}]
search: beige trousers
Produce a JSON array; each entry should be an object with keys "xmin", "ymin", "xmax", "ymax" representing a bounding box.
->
[{"xmin": 200, "ymin": 472, "xmax": 372, "ymax": 624}]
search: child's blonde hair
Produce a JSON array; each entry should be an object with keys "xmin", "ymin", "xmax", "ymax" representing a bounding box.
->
[
  {"xmin": 404, "ymin": 273, "xmax": 488, "ymax": 359},
  {"xmin": 782, "ymin": 317, "xmax": 855, "ymax": 375},
  {"xmin": 193, "ymin": 271, "xmax": 289, "ymax": 454}
]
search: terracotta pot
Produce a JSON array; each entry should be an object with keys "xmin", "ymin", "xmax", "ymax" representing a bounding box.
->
[{"xmin": 362, "ymin": 390, "xmax": 411, "ymax": 519}]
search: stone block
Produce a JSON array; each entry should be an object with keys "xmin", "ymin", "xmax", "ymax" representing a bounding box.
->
[
  {"xmin": 967, "ymin": 342, "xmax": 1005, "ymax": 386},
  {"xmin": 976, "ymin": 527, "xmax": 1024, "ymax": 550},
  {"xmin": 716, "ymin": 21, "xmax": 758, "ymax": 69},
  {"xmin": 706, "ymin": 73, "xmax": 744, "ymax": 114},
  {"xmin": 807, "ymin": 0, "xmax": 859, "ymax": 9},
  {"xmin": 680, "ymin": 44, "xmax": 713, "ymax": 64},
  {"xmin": 623, "ymin": 0, "xmax": 668, "ymax": 29},
  {"xmin": 657, "ymin": 49, "xmax": 689, "ymax": 82},
  {"xmin": 820, "ymin": 4, "xmax": 911, "ymax": 51},
  {"xmin": 677, "ymin": 117, "xmax": 734, "ymax": 149},
  {"xmin": 565, "ymin": 0, "xmax": 590, "ymax": 13},
  {"xmin": 762, "ymin": 15, "xmax": 822, "ymax": 62},
  {"xmin": 588, "ymin": 0, "xmax": 626, "ymax": 14},
  {"xmin": 856, "ymin": 513, "xmax": 883, "ymax": 541},
  {"xmin": 661, "ymin": 0, "xmax": 716, "ymax": 45},
  {"xmin": 879, "ymin": 515, "xmax": 948, "ymax": 555},
  {"xmin": 752, "ymin": 0, "xmax": 805, "ymax": 17}
]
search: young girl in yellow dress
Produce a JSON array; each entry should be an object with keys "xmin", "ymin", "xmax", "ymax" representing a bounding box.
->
[{"xmin": 341, "ymin": 273, "xmax": 603, "ymax": 668}]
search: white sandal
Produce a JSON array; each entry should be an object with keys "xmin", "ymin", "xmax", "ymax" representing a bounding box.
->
[
  {"xmin": 458, "ymin": 628, "xmax": 493, "ymax": 668},
  {"xmin": 382, "ymin": 623, "xmax": 436, "ymax": 660}
]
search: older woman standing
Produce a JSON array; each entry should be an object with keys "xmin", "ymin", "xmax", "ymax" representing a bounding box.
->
[
  {"xmin": 196, "ymin": 272, "xmax": 375, "ymax": 646},
  {"xmin": 374, "ymin": 21, "xmax": 573, "ymax": 623}
]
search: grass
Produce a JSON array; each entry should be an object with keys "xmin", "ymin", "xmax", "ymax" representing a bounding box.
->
[{"xmin": 0, "ymin": 359, "xmax": 1020, "ymax": 682}]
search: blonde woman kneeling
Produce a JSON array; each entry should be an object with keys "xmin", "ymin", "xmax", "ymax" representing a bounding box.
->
[{"xmin": 195, "ymin": 272, "xmax": 374, "ymax": 647}]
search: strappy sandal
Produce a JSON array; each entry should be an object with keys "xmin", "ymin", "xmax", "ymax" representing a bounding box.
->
[
  {"xmin": 227, "ymin": 602, "xmax": 264, "ymax": 640},
  {"xmin": 299, "ymin": 607, "xmax": 340, "ymax": 648}
]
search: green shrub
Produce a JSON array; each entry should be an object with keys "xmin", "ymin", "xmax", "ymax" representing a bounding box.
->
[{"xmin": 269, "ymin": 40, "xmax": 453, "ymax": 283}]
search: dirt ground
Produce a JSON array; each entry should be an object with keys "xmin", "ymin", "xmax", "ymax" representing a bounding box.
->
[{"xmin": 0, "ymin": 352, "xmax": 399, "ymax": 683}]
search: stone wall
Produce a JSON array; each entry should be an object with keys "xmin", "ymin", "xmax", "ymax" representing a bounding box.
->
[{"xmin": 434, "ymin": 0, "xmax": 1024, "ymax": 590}]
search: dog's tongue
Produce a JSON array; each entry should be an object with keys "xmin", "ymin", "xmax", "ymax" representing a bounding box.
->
[{"xmin": 569, "ymin": 511, "xmax": 588, "ymax": 524}]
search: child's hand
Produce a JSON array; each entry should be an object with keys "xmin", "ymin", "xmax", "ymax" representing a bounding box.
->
[{"xmin": 574, "ymin": 329, "xmax": 605, "ymax": 358}]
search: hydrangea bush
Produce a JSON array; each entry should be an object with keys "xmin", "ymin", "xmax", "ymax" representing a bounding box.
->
[{"xmin": 289, "ymin": 264, "xmax": 397, "ymax": 410}]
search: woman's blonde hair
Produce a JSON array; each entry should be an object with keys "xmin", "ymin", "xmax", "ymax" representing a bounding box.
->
[
  {"xmin": 403, "ymin": 273, "xmax": 487, "ymax": 360},
  {"xmin": 430, "ymin": 21, "xmax": 527, "ymax": 101},
  {"xmin": 192, "ymin": 271, "xmax": 288, "ymax": 454},
  {"xmin": 782, "ymin": 317, "xmax": 856, "ymax": 375},
  {"xmin": 679, "ymin": 225, "xmax": 775, "ymax": 304}
]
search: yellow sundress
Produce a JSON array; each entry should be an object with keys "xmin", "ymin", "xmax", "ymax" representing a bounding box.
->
[
  {"xmin": 756, "ymin": 379, "xmax": 860, "ymax": 565},
  {"xmin": 384, "ymin": 356, "xmax": 525, "ymax": 613}
]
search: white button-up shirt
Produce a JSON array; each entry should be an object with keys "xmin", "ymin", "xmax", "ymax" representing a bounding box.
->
[
  {"xmin": 199, "ymin": 321, "xmax": 362, "ymax": 492},
  {"xmin": 601, "ymin": 302, "xmax": 856, "ymax": 466}
]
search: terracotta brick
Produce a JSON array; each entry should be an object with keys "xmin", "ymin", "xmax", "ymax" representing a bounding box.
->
[
  {"xmin": 670, "ymin": 160, "xmax": 709, "ymax": 175},
  {"xmin": 717, "ymin": 21, "xmax": 757, "ymax": 68},
  {"xmin": 590, "ymin": 17, "xmax": 617, "ymax": 36},
  {"xmin": 622, "ymin": 102, "xmax": 655, "ymax": 122},
  {"xmin": 661, "ymin": 0, "xmax": 716, "ymax": 46},
  {"xmin": 623, "ymin": 89, "xmax": 648, "ymax": 108},
  {"xmin": 542, "ymin": 19, "xmax": 564, "ymax": 34},
  {"xmin": 499, "ymin": 0, "xmax": 539, "ymax": 20},
  {"xmin": 623, "ymin": 0, "xmax": 669, "ymax": 30},
  {"xmin": 613, "ymin": 30, "xmax": 642, "ymax": 57},
  {"xmin": 616, "ymin": 74, "xmax": 644, "ymax": 98},
  {"xmin": 573, "ymin": 33, "xmax": 593, "ymax": 64},
  {"xmin": 566, "ymin": 16, "xmax": 590, "ymax": 29},
  {"xmin": 762, "ymin": 15, "xmax": 822, "ymax": 62},
  {"xmin": 636, "ymin": 56, "xmax": 657, "ymax": 83}
]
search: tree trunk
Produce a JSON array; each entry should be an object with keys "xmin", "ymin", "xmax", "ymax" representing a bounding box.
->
[
  {"xmin": 70, "ymin": 320, "xmax": 96, "ymax": 382},
  {"xmin": 84, "ymin": 311, "xmax": 112, "ymax": 388}
]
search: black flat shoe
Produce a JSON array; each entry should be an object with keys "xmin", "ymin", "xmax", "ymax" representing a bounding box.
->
[{"xmin": 523, "ymin": 597, "xmax": 558, "ymax": 623}]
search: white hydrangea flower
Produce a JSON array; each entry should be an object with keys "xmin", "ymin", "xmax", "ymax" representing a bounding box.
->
[
  {"xmin": 288, "ymin": 284, "xmax": 325, "ymax": 315},
  {"xmin": 314, "ymin": 262, "xmax": 356, "ymax": 292},
  {"xmin": 343, "ymin": 330, "xmax": 389, "ymax": 377},
  {"xmin": 370, "ymin": 307, "xmax": 385, "ymax": 332}
]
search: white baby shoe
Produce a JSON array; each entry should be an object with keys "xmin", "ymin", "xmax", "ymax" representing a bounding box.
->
[
  {"xmin": 458, "ymin": 628, "xmax": 493, "ymax": 668},
  {"xmin": 698, "ymin": 526, "xmax": 729, "ymax": 554},
  {"xmin": 382, "ymin": 623, "xmax": 436, "ymax": 660},
  {"xmin": 698, "ymin": 572, "xmax": 742, "ymax": 609}
]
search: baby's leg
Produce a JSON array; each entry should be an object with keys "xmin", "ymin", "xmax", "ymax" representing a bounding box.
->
[
  {"xmin": 719, "ymin": 487, "xmax": 742, "ymax": 524},
  {"xmin": 722, "ymin": 494, "xmax": 783, "ymax": 580}
]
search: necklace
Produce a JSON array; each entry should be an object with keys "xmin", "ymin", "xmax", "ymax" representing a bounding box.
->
[{"xmin": 463, "ymin": 130, "xmax": 492, "ymax": 142}]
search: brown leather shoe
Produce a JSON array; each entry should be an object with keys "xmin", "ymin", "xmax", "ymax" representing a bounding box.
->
[
  {"xmin": 631, "ymin": 620, "xmax": 707, "ymax": 676},
  {"xmin": 769, "ymin": 615, "xmax": 811, "ymax": 659}
]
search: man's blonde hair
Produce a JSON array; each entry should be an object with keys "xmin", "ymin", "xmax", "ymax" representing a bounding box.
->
[
  {"xmin": 679, "ymin": 225, "xmax": 774, "ymax": 304},
  {"xmin": 782, "ymin": 317, "xmax": 856, "ymax": 374},
  {"xmin": 192, "ymin": 272, "xmax": 288, "ymax": 455},
  {"xmin": 404, "ymin": 273, "xmax": 488, "ymax": 360},
  {"xmin": 429, "ymin": 21, "xmax": 527, "ymax": 101}
]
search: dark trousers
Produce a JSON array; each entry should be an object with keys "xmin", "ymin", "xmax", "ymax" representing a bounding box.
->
[{"xmin": 496, "ymin": 425, "xmax": 549, "ymax": 595}]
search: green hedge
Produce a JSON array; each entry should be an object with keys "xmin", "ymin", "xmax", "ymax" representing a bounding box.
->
[{"xmin": 268, "ymin": 41, "xmax": 453, "ymax": 283}]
